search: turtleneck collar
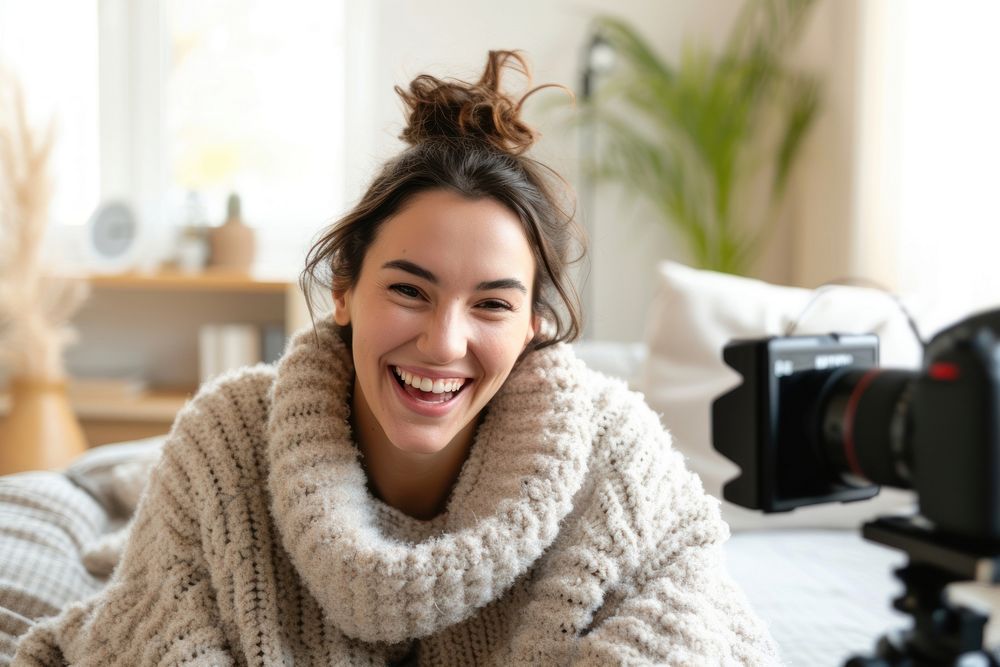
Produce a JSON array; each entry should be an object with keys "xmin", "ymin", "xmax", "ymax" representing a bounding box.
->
[{"xmin": 265, "ymin": 319, "xmax": 594, "ymax": 644}]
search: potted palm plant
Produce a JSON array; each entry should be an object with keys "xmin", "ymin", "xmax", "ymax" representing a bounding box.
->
[{"xmin": 581, "ymin": 0, "xmax": 821, "ymax": 275}]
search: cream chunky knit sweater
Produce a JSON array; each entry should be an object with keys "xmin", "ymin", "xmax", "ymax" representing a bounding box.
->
[{"xmin": 14, "ymin": 321, "xmax": 778, "ymax": 666}]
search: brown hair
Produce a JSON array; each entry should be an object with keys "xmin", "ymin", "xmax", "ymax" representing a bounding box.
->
[{"xmin": 300, "ymin": 50, "xmax": 584, "ymax": 349}]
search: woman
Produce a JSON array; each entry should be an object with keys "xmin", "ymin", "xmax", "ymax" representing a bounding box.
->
[{"xmin": 14, "ymin": 51, "xmax": 777, "ymax": 665}]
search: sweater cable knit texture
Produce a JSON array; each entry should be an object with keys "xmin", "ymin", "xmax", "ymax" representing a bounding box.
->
[{"xmin": 13, "ymin": 320, "xmax": 778, "ymax": 665}]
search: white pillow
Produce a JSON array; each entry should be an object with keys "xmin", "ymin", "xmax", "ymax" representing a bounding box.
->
[{"xmin": 638, "ymin": 261, "xmax": 921, "ymax": 531}]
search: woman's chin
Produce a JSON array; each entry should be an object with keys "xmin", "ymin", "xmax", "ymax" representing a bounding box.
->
[{"xmin": 385, "ymin": 431, "xmax": 455, "ymax": 457}]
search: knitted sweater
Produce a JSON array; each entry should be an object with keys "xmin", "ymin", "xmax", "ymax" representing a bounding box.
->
[{"xmin": 14, "ymin": 320, "xmax": 778, "ymax": 666}]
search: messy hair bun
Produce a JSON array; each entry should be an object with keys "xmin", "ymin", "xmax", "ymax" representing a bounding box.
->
[{"xmin": 396, "ymin": 50, "xmax": 553, "ymax": 155}]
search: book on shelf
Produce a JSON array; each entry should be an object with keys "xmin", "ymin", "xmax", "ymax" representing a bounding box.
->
[{"xmin": 199, "ymin": 322, "xmax": 288, "ymax": 383}]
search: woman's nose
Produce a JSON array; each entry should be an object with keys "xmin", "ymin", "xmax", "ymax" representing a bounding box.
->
[{"xmin": 417, "ymin": 305, "xmax": 468, "ymax": 363}]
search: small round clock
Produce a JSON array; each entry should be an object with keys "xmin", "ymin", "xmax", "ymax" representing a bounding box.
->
[{"xmin": 86, "ymin": 201, "xmax": 138, "ymax": 271}]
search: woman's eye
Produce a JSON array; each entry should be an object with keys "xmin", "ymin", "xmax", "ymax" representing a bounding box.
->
[
  {"xmin": 390, "ymin": 284, "xmax": 421, "ymax": 299},
  {"xmin": 478, "ymin": 299, "xmax": 513, "ymax": 311}
]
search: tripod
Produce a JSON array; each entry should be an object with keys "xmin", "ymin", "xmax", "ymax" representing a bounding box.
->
[{"xmin": 845, "ymin": 516, "xmax": 1000, "ymax": 666}]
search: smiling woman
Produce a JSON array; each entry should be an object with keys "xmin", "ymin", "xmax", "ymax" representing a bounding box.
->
[{"xmin": 13, "ymin": 51, "xmax": 778, "ymax": 666}]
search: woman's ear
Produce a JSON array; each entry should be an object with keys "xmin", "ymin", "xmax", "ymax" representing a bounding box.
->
[
  {"xmin": 525, "ymin": 313, "xmax": 541, "ymax": 348},
  {"xmin": 332, "ymin": 289, "xmax": 352, "ymax": 327}
]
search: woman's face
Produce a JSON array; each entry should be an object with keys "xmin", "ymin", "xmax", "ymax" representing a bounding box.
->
[{"xmin": 333, "ymin": 189, "xmax": 538, "ymax": 456}]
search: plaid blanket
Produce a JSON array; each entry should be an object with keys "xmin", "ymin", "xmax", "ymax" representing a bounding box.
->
[
  {"xmin": 0, "ymin": 472, "xmax": 108, "ymax": 663},
  {"xmin": 0, "ymin": 438, "xmax": 162, "ymax": 664}
]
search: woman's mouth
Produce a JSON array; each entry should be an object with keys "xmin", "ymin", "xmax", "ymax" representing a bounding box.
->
[{"xmin": 392, "ymin": 366, "xmax": 469, "ymax": 404}]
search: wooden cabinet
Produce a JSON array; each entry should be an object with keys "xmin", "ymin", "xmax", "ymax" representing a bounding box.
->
[{"xmin": 1, "ymin": 270, "xmax": 307, "ymax": 447}]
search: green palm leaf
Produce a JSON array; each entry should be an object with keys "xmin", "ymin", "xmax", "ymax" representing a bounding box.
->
[{"xmin": 580, "ymin": 0, "xmax": 821, "ymax": 275}]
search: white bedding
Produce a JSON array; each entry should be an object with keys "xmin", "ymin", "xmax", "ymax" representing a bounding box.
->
[{"xmin": 726, "ymin": 529, "xmax": 908, "ymax": 666}]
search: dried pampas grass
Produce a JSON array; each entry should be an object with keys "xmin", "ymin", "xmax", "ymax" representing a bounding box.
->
[{"xmin": 0, "ymin": 66, "xmax": 88, "ymax": 381}]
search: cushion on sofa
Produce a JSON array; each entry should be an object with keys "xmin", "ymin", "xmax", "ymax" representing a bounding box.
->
[{"xmin": 64, "ymin": 436, "xmax": 163, "ymax": 519}]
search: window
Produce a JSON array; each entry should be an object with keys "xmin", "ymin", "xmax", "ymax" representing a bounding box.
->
[
  {"xmin": 0, "ymin": 0, "xmax": 100, "ymax": 230},
  {"xmin": 160, "ymin": 0, "xmax": 347, "ymax": 272},
  {"xmin": 1, "ymin": 0, "xmax": 347, "ymax": 276},
  {"xmin": 855, "ymin": 0, "xmax": 1000, "ymax": 313},
  {"xmin": 894, "ymin": 0, "xmax": 1000, "ymax": 310}
]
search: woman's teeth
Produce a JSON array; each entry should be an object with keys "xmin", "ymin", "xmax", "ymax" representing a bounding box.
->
[{"xmin": 394, "ymin": 367, "xmax": 466, "ymax": 394}]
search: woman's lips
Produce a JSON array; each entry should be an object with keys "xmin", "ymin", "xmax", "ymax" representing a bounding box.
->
[{"xmin": 388, "ymin": 366, "xmax": 469, "ymax": 416}]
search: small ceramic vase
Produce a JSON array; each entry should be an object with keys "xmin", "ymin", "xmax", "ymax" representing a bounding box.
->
[
  {"xmin": 0, "ymin": 378, "xmax": 88, "ymax": 474},
  {"xmin": 210, "ymin": 193, "xmax": 256, "ymax": 273}
]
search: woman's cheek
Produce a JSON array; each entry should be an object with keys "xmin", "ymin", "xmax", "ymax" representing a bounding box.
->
[{"xmin": 478, "ymin": 327, "xmax": 521, "ymax": 367}]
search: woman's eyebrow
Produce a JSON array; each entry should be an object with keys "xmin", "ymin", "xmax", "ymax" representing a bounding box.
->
[
  {"xmin": 382, "ymin": 259, "xmax": 527, "ymax": 293},
  {"xmin": 476, "ymin": 278, "xmax": 527, "ymax": 294},
  {"xmin": 383, "ymin": 259, "xmax": 435, "ymax": 282}
]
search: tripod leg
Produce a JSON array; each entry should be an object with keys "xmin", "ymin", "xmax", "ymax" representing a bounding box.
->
[
  {"xmin": 895, "ymin": 563, "xmax": 989, "ymax": 660},
  {"xmin": 844, "ymin": 562, "xmax": 997, "ymax": 666}
]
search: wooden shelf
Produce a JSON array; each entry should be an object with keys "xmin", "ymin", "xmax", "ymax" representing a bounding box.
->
[
  {"xmin": 77, "ymin": 389, "xmax": 193, "ymax": 421},
  {"xmin": 0, "ymin": 387, "xmax": 193, "ymax": 422},
  {"xmin": 6, "ymin": 269, "xmax": 305, "ymax": 446},
  {"xmin": 0, "ymin": 386, "xmax": 193, "ymax": 447},
  {"xmin": 79, "ymin": 269, "xmax": 292, "ymax": 294}
]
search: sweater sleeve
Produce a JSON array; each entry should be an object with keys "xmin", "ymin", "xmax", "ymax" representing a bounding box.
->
[
  {"xmin": 572, "ymin": 395, "xmax": 780, "ymax": 666},
  {"xmin": 12, "ymin": 410, "xmax": 236, "ymax": 666}
]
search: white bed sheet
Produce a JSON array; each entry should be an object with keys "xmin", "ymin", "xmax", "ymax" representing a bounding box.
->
[{"xmin": 725, "ymin": 529, "xmax": 908, "ymax": 666}]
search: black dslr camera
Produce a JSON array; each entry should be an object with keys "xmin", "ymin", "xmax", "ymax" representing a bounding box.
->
[{"xmin": 712, "ymin": 308, "xmax": 1000, "ymax": 665}]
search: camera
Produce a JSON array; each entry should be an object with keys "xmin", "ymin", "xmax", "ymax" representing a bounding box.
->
[
  {"xmin": 712, "ymin": 308, "xmax": 1000, "ymax": 543},
  {"xmin": 713, "ymin": 307, "xmax": 1000, "ymax": 665}
]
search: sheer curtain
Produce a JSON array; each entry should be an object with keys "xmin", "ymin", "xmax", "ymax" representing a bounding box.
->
[{"xmin": 853, "ymin": 0, "xmax": 1000, "ymax": 318}]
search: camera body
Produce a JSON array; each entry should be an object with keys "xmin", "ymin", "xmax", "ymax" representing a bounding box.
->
[
  {"xmin": 712, "ymin": 309, "xmax": 1000, "ymax": 543},
  {"xmin": 712, "ymin": 333, "xmax": 882, "ymax": 512}
]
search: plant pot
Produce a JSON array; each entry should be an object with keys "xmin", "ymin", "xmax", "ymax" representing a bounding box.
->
[
  {"xmin": 0, "ymin": 378, "xmax": 88, "ymax": 474},
  {"xmin": 209, "ymin": 218, "xmax": 256, "ymax": 273}
]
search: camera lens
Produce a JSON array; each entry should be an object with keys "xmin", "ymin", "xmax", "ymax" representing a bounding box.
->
[{"xmin": 814, "ymin": 368, "xmax": 918, "ymax": 489}]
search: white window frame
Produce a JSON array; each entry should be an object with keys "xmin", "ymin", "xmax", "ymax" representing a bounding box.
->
[{"xmin": 97, "ymin": 0, "xmax": 165, "ymax": 225}]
